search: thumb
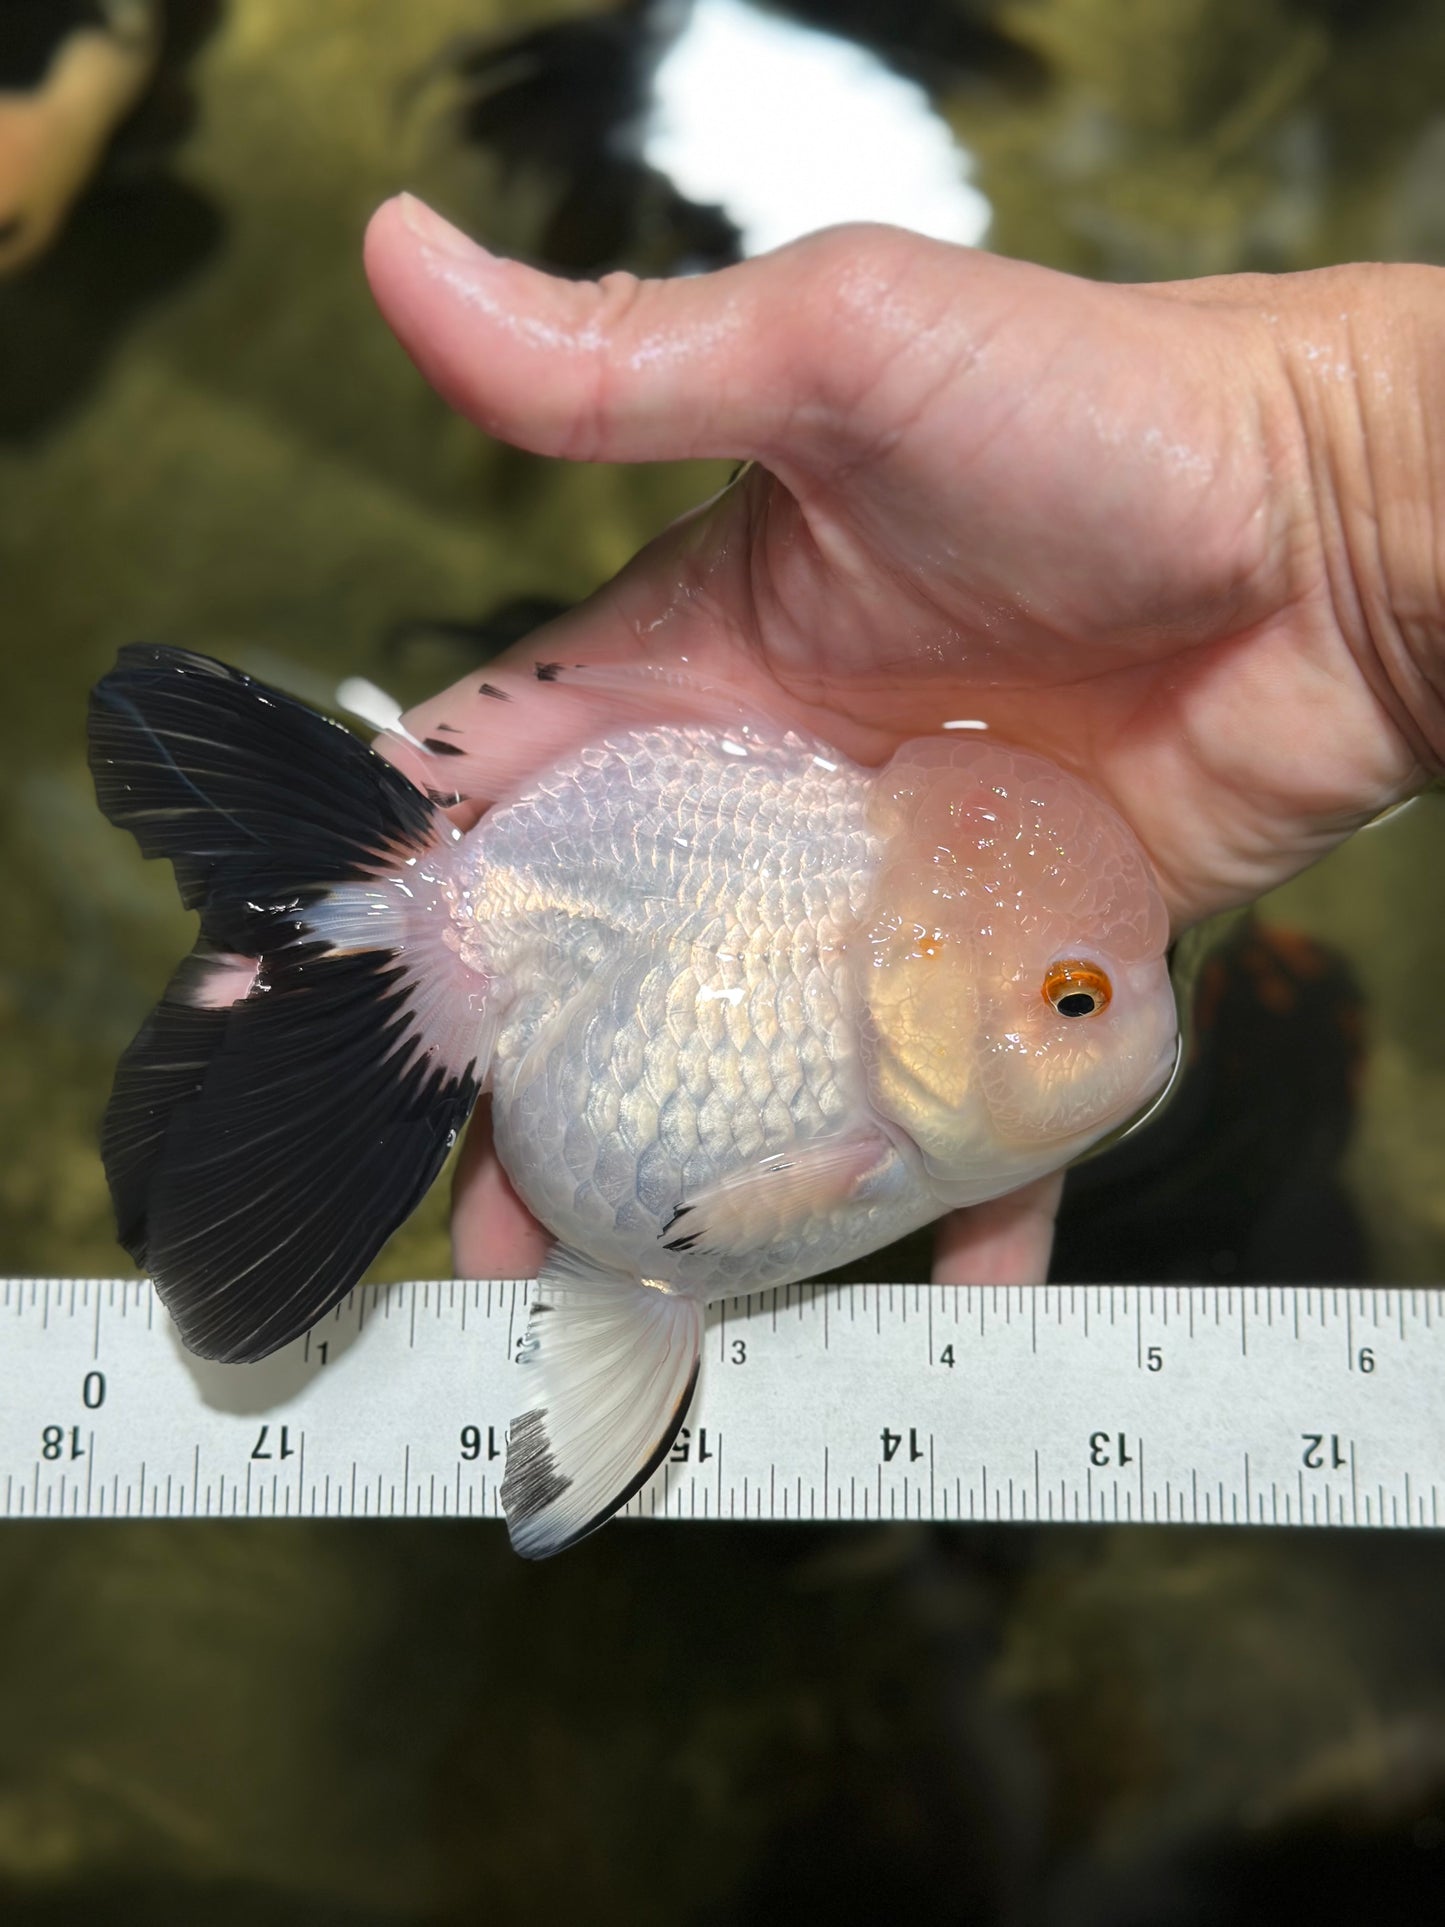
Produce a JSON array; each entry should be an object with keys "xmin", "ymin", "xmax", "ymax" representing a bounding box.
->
[{"xmin": 364, "ymin": 194, "xmax": 937, "ymax": 467}]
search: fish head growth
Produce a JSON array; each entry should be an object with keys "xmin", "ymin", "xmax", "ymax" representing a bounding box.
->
[{"xmin": 857, "ymin": 738, "xmax": 1176, "ymax": 1205}]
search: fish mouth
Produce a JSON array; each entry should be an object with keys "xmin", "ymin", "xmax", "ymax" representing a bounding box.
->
[{"xmin": 1066, "ymin": 1028, "xmax": 1183, "ymax": 1166}]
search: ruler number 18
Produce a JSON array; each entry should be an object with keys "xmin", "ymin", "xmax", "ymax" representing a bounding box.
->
[{"xmin": 38, "ymin": 1373, "xmax": 106, "ymax": 1461}]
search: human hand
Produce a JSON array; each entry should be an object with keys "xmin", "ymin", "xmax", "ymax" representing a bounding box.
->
[{"xmin": 362, "ymin": 194, "xmax": 1445, "ymax": 1286}]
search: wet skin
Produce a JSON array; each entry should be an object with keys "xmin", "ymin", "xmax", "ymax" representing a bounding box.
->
[{"xmin": 362, "ymin": 196, "xmax": 1445, "ymax": 1290}]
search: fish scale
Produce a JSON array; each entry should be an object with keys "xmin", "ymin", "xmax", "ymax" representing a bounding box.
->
[{"xmin": 474, "ymin": 729, "xmax": 890, "ymax": 1290}]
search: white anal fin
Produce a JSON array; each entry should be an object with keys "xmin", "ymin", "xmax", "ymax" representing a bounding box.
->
[
  {"xmin": 501, "ymin": 1248, "xmax": 705, "ymax": 1559},
  {"xmin": 659, "ymin": 1126, "xmax": 901, "ymax": 1258}
]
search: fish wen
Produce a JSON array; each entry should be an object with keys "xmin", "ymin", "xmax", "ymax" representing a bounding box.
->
[{"xmin": 88, "ymin": 646, "xmax": 1177, "ymax": 1555}]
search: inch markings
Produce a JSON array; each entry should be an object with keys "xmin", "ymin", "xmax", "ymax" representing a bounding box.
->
[{"xmin": 1, "ymin": 1280, "xmax": 1442, "ymax": 1527}]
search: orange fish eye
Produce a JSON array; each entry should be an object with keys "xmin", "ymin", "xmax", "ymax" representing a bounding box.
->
[{"xmin": 1042, "ymin": 959, "xmax": 1112, "ymax": 1018}]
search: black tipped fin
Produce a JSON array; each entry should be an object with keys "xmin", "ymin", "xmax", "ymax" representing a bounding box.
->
[
  {"xmin": 654, "ymin": 1128, "xmax": 895, "ymax": 1257},
  {"xmin": 88, "ymin": 645, "xmax": 485, "ymax": 1363},
  {"xmin": 501, "ymin": 1251, "xmax": 704, "ymax": 1558}
]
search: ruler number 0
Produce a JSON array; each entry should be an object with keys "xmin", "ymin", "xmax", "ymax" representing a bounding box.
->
[{"xmin": 37, "ymin": 1370, "xmax": 107, "ymax": 1461}]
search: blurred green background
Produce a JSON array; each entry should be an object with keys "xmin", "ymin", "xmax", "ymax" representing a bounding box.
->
[{"xmin": 3, "ymin": 0, "xmax": 1445, "ymax": 1919}]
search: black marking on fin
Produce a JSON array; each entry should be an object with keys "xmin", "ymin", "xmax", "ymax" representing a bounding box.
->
[
  {"xmin": 425, "ymin": 786, "xmax": 464, "ymax": 806},
  {"xmin": 434, "ymin": 722, "xmax": 463, "ymax": 733},
  {"xmin": 501, "ymin": 1408, "xmax": 572, "ymax": 1519},
  {"xmin": 661, "ymin": 1203, "xmax": 693, "ymax": 1233},
  {"xmin": 422, "ymin": 735, "xmax": 465, "ymax": 756},
  {"xmin": 88, "ymin": 645, "xmax": 481, "ymax": 1363},
  {"xmin": 534, "ymin": 661, "xmax": 563, "ymax": 681},
  {"xmin": 662, "ymin": 1232, "xmax": 702, "ymax": 1253},
  {"xmin": 478, "ymin": 682, "xmax": 510, "ymax": 701},
  {"xmin": 506, "ymin": 1362, "xmax": 700, "ymax": 1556},
  {"xmin": 88, "ymin": 644, "xmax": 436, "ymax": 923}
]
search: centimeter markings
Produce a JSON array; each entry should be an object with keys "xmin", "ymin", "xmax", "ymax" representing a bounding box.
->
[{"xmin": 2, "ymin": 1279, "xmax": 1443, "ymax": 1527}]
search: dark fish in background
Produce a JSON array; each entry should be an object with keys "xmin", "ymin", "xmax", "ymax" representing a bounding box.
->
[
  {"xmin": 416, "ymin": 0, "xmax": 1047, "ymax": 277},
  {"xmin": 777, "ymin": 0, "xmax": 1051, "ymax": 93},
  {"xmin": 412, "ymin": 0, "xmax": 739, "ymax": 276},
  {"xmin": 1052, "ymin": 914, "xmax": 1368, "ymax": 1284}
]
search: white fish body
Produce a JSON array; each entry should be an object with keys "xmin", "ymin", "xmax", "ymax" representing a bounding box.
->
[{"xmin": 89, "ymin": 650, "xmax": 1176, "ymax": 1556}]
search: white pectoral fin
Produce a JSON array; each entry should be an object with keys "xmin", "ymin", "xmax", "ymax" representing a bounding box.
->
[
  {"xmin": 659, "ymin": 1126, "xmax": 901, "ymax": 1257},
  {"xmin": 501, "ymin": 1248, "xmax": 705, "ymax": 1559}
]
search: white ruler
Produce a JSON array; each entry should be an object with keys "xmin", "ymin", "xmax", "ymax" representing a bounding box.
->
[{"xmin": 2, "ymin": 1278, "xmax": 1442, "ymax": 1528}]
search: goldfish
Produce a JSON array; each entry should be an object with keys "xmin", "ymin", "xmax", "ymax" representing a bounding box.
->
[
  {"xmin": 88, "ymin": 645, "xmax": 1176, "ymax": 1555},
  {"xmin": 0, "ymin": 0, "xmax": 160, "ymax": 276}
]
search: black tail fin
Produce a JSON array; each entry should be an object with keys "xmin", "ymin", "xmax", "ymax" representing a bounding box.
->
[{"xmin": 89, "ymin": 645, "xmax": 484, "ymax": 1363}]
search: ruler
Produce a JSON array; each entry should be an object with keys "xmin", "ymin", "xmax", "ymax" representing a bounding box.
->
[{"xmin": 2, "ymin": 1278, "xmax": 1442, "ymax": 1528}]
